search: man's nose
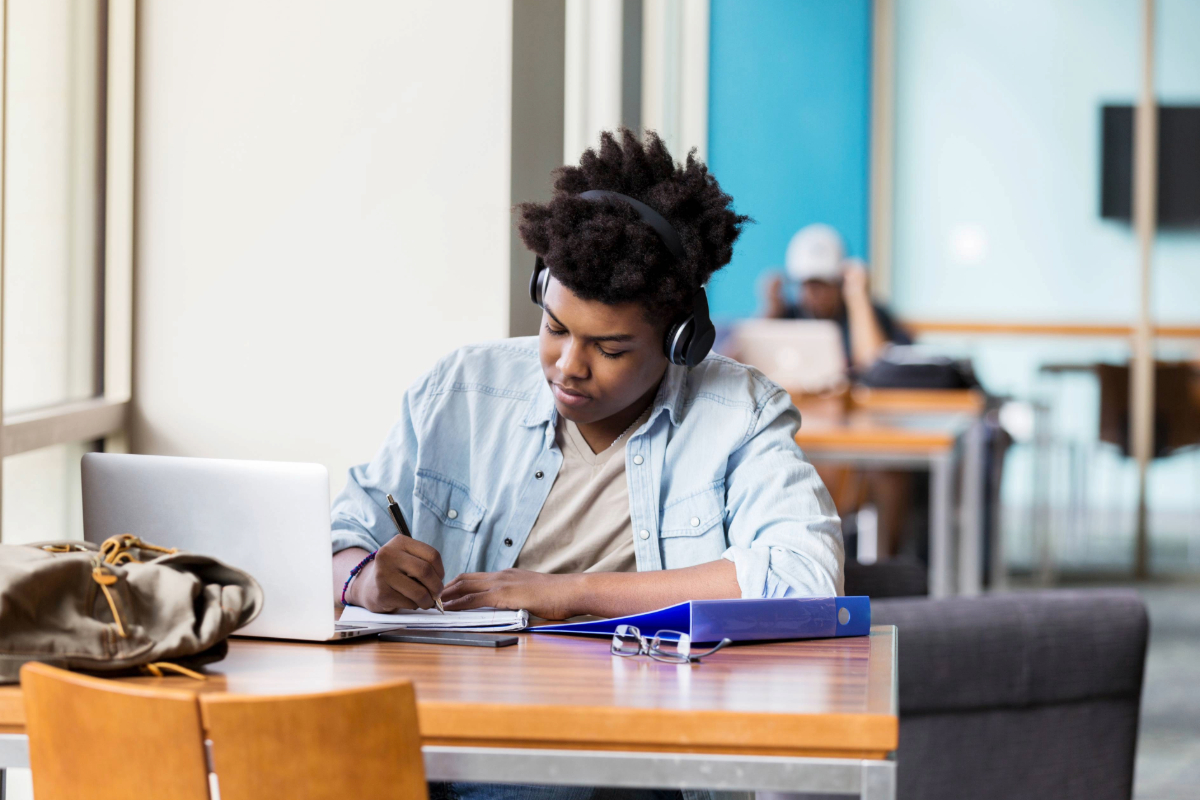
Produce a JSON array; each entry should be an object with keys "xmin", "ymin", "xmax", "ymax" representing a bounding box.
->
[{"xmin": 557, "ymin": 338, "xmax": 589, "ymax": 379}]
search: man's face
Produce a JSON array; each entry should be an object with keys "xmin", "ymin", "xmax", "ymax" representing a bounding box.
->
[
  {"xmin": 802, "ymin": 279, "xmax": 843, "ymax": 320},
  {"xmin": 538, "ymin": 277, "xmax": 669, "ymax": 425}
]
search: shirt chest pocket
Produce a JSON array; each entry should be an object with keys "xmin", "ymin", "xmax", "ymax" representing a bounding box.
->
[
  {"xmin": 659, "ymin": 485, "xmax": 725, "ymax": 539},
  {"xmin": 414, "ymin": 470, "xmax": 486, "ymax": 533}
]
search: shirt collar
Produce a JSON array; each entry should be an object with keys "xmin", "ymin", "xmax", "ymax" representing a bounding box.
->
[
  {"xmin": 522, "ymin": 363, "xmax": 688, "ymax": 431},
  {"xmin": 523, "ymin": 380, "xmax": 558, "ymax": 428}
]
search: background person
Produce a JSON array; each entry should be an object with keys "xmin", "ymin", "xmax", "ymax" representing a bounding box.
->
[
  {"xmin": 762, "ymin": 225, "xmax": 918, "ymax": 562},
  {"xmin": 761, "ymin": 223, "xmax": 911, "ymax": 370}
]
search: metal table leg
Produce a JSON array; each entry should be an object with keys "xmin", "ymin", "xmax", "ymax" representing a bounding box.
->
[
  {"xmin": 957, "ymin": 421, "xmax": 987, "ymax": 595},
  {"xmin": 1032, "ymin": 401, "xmax": 1054, "ymax": 585},
  {"xmin": 929, "ymin": 454, "xmax": 955, "ymax": 598},
  {"xmin": 860, "ymin": 759, "xmax": 896, "ymax": 800}
]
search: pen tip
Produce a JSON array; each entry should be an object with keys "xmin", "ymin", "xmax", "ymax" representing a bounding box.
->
[
  {"xmin": 436, "ymin": 599, "xmax": 445, "ymax": 614},
  {"xmin": 386, "ymin": 494, "xmax": 396, "ymax": 504}
]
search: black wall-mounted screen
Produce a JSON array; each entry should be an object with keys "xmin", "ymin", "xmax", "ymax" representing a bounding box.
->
[{"xmin": 1101, "ymin": 104, "xmax": 1200, "ymax": 227}]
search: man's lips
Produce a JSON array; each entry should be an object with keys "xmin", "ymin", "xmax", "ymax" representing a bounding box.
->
[{"xmin": 552, "ymin": 383, "xmax": 592, "ymax": 406}]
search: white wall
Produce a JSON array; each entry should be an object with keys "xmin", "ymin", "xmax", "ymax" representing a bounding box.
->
[{"xmin": 133, "ymin": 0, "xmax": 513, "ymax": 495}]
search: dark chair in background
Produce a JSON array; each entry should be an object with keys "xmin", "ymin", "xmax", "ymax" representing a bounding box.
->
[
  {"xmin": 874, "ymin": 589, "xmax": 1148, "ymax": 800},
  {"xmin": 1097, "ymin": 361, "xmax": 1200, "ymax": 458},
  {"xmin": 844, "ymin": 557, "xmax": 928, "ymax": 598}
]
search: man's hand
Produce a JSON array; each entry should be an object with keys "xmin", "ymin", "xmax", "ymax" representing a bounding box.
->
[
  {"xmin": 762, "ymin": 272, "xmax": 789, "ymax": 318},
  {"xmin": 348, "ymin": 536, "xmax": 445, "ymax": 613},
  {"xmin": 841, "ymin": 261, "xmax": 871, "ymax": 304},
  {"xmin": 441, "ymin": 569, "xmax": 583, "ymax": 620},
  {"xmin": 840, "ymin": 260, "xmax": 888, "ymax": 369}
]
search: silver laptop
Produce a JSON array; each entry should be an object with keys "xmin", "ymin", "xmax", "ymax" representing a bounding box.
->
[
  {"xmin": 732, "ymin": 319, "xmax": 848, "ymax": 393},
  {"xmin": 81, "ymin": 453, "xmax": 401, "ymax": 641}
]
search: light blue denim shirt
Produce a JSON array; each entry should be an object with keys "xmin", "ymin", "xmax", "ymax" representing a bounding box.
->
[{"xmin": 331, "ymin": 337, "xmax": 843, "ymax": 597}]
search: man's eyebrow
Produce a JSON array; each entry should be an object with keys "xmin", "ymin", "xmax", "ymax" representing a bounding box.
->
[{"xmin": 544, "ymin": 305, "xmax": 636, "ymax": 343}]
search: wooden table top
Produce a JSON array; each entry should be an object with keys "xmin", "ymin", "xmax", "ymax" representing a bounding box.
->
[
  {"xmin": 848, "ymin": 387, "xmax": 986, "ymax": 415},
  {"xmin": 0, "ymin": 627, "xmax": 898, "ymax": 759},
  {"xmin": 794, "ymin": 409, "xmax": 969, "ymax": 456},
  {"xmin": 786, "ymin": 388, "xmax": 978, "ymax": 457}
]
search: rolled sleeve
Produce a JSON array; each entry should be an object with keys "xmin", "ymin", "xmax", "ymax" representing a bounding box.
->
[{"xmin": 721, "ymin": 389, "xmax": 844, "ymax": 598}]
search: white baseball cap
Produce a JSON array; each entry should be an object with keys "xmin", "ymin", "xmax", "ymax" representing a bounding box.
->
[{"xmin": 785, "ymin": 224, "xmax": 845, "ymax": 283}]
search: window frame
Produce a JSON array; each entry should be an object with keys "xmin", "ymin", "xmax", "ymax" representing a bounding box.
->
[{"xmin": 0, "ymin": 0, "xmax": 136, "ymax": 534}]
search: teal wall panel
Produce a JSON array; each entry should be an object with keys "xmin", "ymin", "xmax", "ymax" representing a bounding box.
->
[{"xmin": 707, "ymin": 0, "xmax": 873, "ymax": 320}]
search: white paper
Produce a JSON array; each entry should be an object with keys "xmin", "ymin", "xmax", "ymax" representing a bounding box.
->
[{"xmin": 340, "ymin": 605, "xmax": 529, "ymax": 632}]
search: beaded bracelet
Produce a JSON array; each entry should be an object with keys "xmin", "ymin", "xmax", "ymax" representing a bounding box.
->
[{"xmin": 340, "ymin": 550, "xmax": 378, "ymax": 606}]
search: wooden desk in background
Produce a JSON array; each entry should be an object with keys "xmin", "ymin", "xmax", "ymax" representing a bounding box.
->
[
  {"xmin": 792, "ymin": 389, "xmax": 989, "ymax": 597},
  {"xmin": 0, "ymin": 630, "xmax": 899, "ymax": 798}
]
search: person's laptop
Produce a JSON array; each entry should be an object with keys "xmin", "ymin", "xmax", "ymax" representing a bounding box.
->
[
  {"xmin": 733, "ymin": 319, "xmax": 848, "ymax": 393},
  {"xmin": 81, "ymin": 453, "xmax": 402, "ymax": 641}
]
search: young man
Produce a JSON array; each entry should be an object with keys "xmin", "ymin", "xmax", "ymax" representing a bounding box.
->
[
  {"xmin": 761, "ymin": 224, "xmax": 911, "ymax": 370},
  {"xmin": 331, "ymin": 130, "xmax": 842, "ymax": 624}
]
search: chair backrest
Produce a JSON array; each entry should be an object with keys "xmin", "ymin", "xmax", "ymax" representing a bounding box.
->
[
  {"xmin": 874, "ymin": 590, "xmax": 1148, "ymax": 800},
  {"xmin": 199, "ymin": 679, "xmax": 427, "ymax": 800},
  {"xmin": 1097, "ymin": 361, "xmax": 1200, "ymax": 457},
  {"xmin": 20, "ymin": 662, "xmax": 210, "ymax": 800}
]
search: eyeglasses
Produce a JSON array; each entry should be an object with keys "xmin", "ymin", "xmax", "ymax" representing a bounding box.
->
[{"xmin": 610, "ymin": 625, "xmax": 732, "ymax": 664}]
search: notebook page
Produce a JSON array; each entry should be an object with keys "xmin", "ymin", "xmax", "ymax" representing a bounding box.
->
[{"xmin": 340, "ymin": 605, "xmax": 529, "ymax": 631}]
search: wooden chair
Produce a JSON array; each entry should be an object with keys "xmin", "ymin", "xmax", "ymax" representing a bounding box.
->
[
  {"xmin": 21, "ymin": 662, "xmax": 428, "ymax": 800},
  {"xmin": 199, "ymin": 680, "xmax": 427, "ymax": 800},
  {"xmin": 20, "ymin": 662, "xmax": 210, "ymax": 800}
]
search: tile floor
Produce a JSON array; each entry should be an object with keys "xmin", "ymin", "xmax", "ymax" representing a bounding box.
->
[{"xmin": 1133, "ymin": 584, "xmax": 1200, "ymax": 800}]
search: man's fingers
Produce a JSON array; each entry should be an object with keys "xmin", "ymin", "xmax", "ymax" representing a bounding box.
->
[
  {"xmin": 446, "ymin": 571, "xmax": 488, "ymax": 586},
  {"xmin": 378, "ymin": 568, "xmax": 435, "ymax": 610},
  {"xmin": 442, "ymin": 591, "xmax": 493, "ymax": 611},
  {"xmin": 395, "ymin": 551, "xmax": 444, "ymax": 598},
  {"xmin": 440, "ymin": 576, "xmax": 497, "ymax": 602},
  {"xmin": 366, "ymin": 581, "xmax": 418, "ymax": 613},
  {"xmin": 393, "ymin": 536, "xmax": 445, "ymax": 579},
  {"xmin": 439, "ymin": 575, "xmax": 504, "ymax": 599}
]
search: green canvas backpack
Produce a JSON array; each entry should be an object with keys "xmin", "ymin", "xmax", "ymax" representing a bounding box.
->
[{"xmin": 0, "ymin": 534, "xmax": 262, "ymax": 683}]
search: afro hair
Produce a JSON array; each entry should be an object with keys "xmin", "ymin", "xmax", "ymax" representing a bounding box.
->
[{"xmin": 518, "ymin": 129, "xmax": 747, "ymax": 324}]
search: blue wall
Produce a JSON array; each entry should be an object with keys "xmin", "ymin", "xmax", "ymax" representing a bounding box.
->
[{"xmin": 707, "ymin": 0, "xmax": 873, "ymax": 320}]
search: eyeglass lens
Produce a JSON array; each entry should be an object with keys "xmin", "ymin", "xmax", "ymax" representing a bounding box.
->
[
  {"xmin": 610, "ymin": 625, "xmax": 731, "ymax": 663},
  {"xmin": 611, "ymin": 625, "xmax": 647, "ymax": 657}
]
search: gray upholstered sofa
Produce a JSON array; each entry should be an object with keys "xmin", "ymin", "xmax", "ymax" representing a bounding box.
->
[{"xmin": 873, "ymin": 589, "xmax": 1149, "ymax": 800}]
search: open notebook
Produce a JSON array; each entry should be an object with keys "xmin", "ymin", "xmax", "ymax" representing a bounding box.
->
[{"xmin": 339, "ymin": 606, "xmax": 529, "ymax": 632}]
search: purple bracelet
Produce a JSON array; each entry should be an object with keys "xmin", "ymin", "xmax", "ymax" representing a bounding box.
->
[{"xmin": 341, "ymin": 550, "xmax": 378, "ymax": 606}]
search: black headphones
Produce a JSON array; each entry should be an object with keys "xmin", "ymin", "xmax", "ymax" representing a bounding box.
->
[{"xmin": 528, "ymin": 190, "xmax": 716, "ymax": 368}]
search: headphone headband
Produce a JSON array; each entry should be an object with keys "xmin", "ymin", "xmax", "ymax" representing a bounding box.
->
[
  {"xmin": 577, "ymin": 190, "xmax": 688, "ymax": 263},
  {"xmin": 529, "ymin": 189, "xmax": 714, "ymax": 367}
]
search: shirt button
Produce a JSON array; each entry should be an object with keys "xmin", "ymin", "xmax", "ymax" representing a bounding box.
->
[
  {"xmin": 639, "ymin": 530, "xmax": 650, "ymax": 540},
  {"xmin": 447, "ymin": 509, "xmax": 458, "ymax": 520},
  {"xmin": 535, "ymin": 471, "xmax": 544, "ymax": 479},
  {"xmin": 690, "ymin": 517, "xmax": 700, "ymax": 527},
  {"xmin": 633, "ymin": 455, "xmax": 644, "ymax": 465},
  {"xmin": 504, "ymin": 537, "xmax": 513, "ymax": 546}
]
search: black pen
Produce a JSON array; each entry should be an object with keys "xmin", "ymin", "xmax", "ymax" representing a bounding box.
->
[{"xmin": 386, "ymin": 493, "xmax": 444, "ymax": 614}]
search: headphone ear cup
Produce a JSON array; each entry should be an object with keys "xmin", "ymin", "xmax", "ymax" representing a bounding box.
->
[
  {"xmin": 529, "ymin": 258, "xmax": 550, "ymax": 307},
  {"xmin": 665, "ymin": 318, "xmax": 694, "ymax": 366},
  {"xmin": 664, "ymin": 290, "xmax": 716, "ymax": 366},
  {"xmin": 685, "ymin": 320, "xmax": 716, "ymax": 367}
]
